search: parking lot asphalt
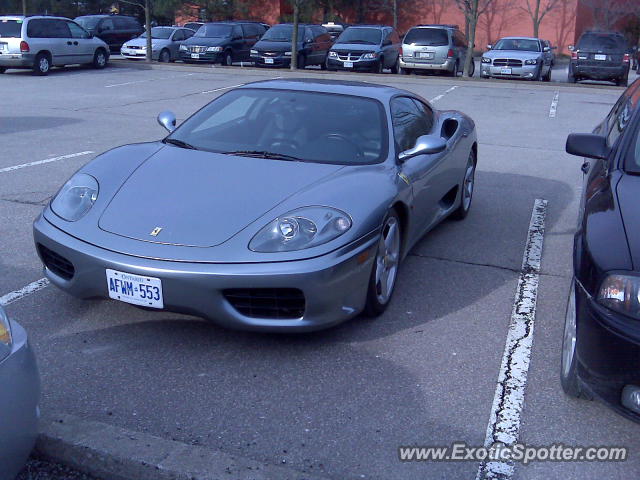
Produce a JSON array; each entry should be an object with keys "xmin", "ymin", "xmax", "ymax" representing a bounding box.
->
[{"xmin": 2, "ymin": 62, "xmax": 640, "ymax": 480}]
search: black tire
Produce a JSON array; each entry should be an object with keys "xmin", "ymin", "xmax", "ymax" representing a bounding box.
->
[
  {"xmin": 364, "ymin": 210, "xmax": 402, "ymax": 317},
  {"xmin": 297, "ymin": 53, "xmax": 306, "ymax": 69},
  {"xmin": 560, "ymin": 281, "xmax": 591, "ymax": 399},
  {"xmin": 449, "ymin": 61, "xmax": 458, "ymax": 77},
  {"xmin": 372, "ymin": 58, "xmax": 383, "ymax": 74},
  {"xmin": 390, "ymin": 57, "xmax": 399, "ymax": 74},
  {"xmin": 92, "ymin": 48, "xmax": 107, "ymax": 69},
  {"xmin": 451, "ymin": 150, "xmax": 476, "ymax": 220},
  {"xmin": 567, "ymin": 68, "xmax": 577, "ymax": 84},
  {"xmin": 159, "ymin": 48, "xmax": 171, "ymax": 63},
  {"xmin": 543, "ymin": 66, "xmax": 552, "ymax": 82},
  {"xmin": 33, "ymin": 52, "xmax": 51, "ymax": 75},
  {"xmin": 467, "ymin": 59, "xmax": 475, "ymax": 77},
  {"xmin": 0, "ymin": 67, "xmax": 5, "ymax": 74},
  {"xmin": 221, "ymin": 51, "xmax": 232, "ymax": 66},
  {"xmin": 400, "ymin": 67, "xmax": 411, "ymax": 75}
]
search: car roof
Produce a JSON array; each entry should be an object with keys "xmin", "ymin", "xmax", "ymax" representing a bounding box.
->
[
  {"xmin": 499, "ymin": 36, "xmax": 541, "ymax": 41},
  {"xmin": 2, "ymin": 15, "xmax": 71, "ymax": 20},
  {"xmin": 347, "ymin": 24, "xmax": 389, "ymax": 29},
  {"xmin": 413, "ymin": 24, "xmax": 459, "ymax": 29},
  {"xmin": 239, "ymin": 78, "xmax": 415, "ymax": 101}
]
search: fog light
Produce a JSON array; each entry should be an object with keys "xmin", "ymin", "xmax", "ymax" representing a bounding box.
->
[{"xmin": 621, "ymin": 385, "xmax": 640, "ymax": 414}]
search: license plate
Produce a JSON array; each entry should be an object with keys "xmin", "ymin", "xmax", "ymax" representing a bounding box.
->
[
  {"xmin": 418, "ymin": 52, "xmax": 434, "ymax": 59},
  {"xmin": 594, "ymin": 54, "xmax": 607, "ymax": 61},
  {"xmin": 265, "ymin": 57, "xmax": 274, "ymax": 64},
  {"xmin": 106, "ymin": 269, "xmax": 164, "ymax": 309},
  {"xmin": 500, "ymin": 67, "xmax": 512, "ymax": 74},
  {"xmin": 344, "ymin": 61, "xmax": 353, "ymax": 68},
  {"xmin": 191, "ymin": 53, "xmax": 200, "ymax": 59}
]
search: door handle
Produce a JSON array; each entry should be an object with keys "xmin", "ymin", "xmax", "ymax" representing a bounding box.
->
[
  {"xmin": 74, "ymin": 41, "xmax": 78, "ymax": 45},
  {"xmin": 581, "ymin": 161, "xmax": 590, "ymax": 174},
  {"xmin": 67, "ymin": 41, "xmax": 72, "ymax": 45}
]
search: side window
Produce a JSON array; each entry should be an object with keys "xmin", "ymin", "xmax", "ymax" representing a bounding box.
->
[
  {"xmin": 173, "ymin": 30, "xmax": 184, "ymax": 41},
  {"xmin": 192, "ymin": 95, "xmax": 258, "ymax": 133},
  {"xmin": 608, "ymin": 99, "xmax": 634, "ymax": 147},
  {"xmin": 113, "ymin": 17, "xmax": 127, "ymax": 30},
  {"xmin": 184, "ymin": 28, "xmax": 194, "ymax": 39},
  {"xmin": 49, "ymin": 19, "xmax": 71, "ymax": 38},
  {"xmin": 232, "ymin": 25, "xmax": 242, "ymax": 39},
  {"xmin": 67, "ymin": 21, "xmax": 88, "ymax": 39},
  {"xmin": 127, "ymin": 18, "xmax": 140, "ymax": 30},
  {"xmin": 27, "ymin": 19, "xmax": 47, "ymax": 38},
  {"xmin": 101, "ymin": 18, "xmax": 114, "ymax": 32},
  {"xmin": 391, "ymin": 97, "xmax": 433, "ymax": 152}
]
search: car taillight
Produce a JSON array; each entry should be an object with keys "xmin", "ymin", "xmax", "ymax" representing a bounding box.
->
[
  {"xmin": 447, "ymin": 48, "xmax": 454, "ymax": 58},
  {"xmin": 623, "ymin": 53, "xmax": 630, "ymax": 63},
  {"xmin": 399, "ymin": 46, "xmax": 403, "ymax": 56},
  {"xmin": 571, "ymin": 51, "xmax": 577, "ymax": 60},
  {"xmin": 20, "ymin": 40, "xmax": 29, "ymax": 53}
]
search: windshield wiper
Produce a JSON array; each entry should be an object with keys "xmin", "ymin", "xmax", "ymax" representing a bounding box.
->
[
  {"xmin": 163, "ymin": 138, "xmax": 197, "ymax": 150},
  {"xmin": 347, "ymin": 40, "xmax": 376, "ymax": 44},
  {"xmin": 224, "ymin": 150, "xmax": 304, "ymax": 162}
]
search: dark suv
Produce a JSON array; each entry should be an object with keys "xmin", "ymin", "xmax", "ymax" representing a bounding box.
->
[
  {"xmin": 251, "ymin": 24, "xmax": 332, "ymax": 68},
  {"xmin": 327, "ymin": 25, "xmax": 400, "ymax": 73},
  {"xmin": 74, "ymin": 15, "xmax": 142, "ymax": 51},
  {"xmin": 569, "ymin": 31, "xmax": 631, "ymax": 86},
  {"xmin": 179, "ymin": 21, "xmax": 266, "ymax": 65}
]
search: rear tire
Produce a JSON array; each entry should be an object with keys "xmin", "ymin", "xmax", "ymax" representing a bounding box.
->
[
  {"xmin": 560, "ymin": 281, "xmax": 591, "ymax": 399},
  {"xmin": 33, "ymin": 52, "xmax": 51, "ymax": 75},
  {"xmin": 543, "ymin": 66, "xmax": 552, "ymax": 82},
  {"xmin": 568, "ymin": 68, "xmax": 576, "ymax": 83},
  {"xmin": 0, "ymin": 67, "xmax": 5, "ymax": 74},
  {"xmin": 449, "ymin": 61, "xmax": 458, "ymax": 77},
  {"xmin": 159, "ymin": 48, "xmax": 170, "ymax": 63},
  {"xmin": 617, "ymin": 74, "xmax": 628, "ymax": 87},
  {"xmin": 467, "ymin": 59, "xmax": 475, "ymax": 77},
  {"xmin": 221, "ymin": 51, "xmax": 232, "ymax": 66},
  {"xmin": 390, "ymin": 57, "xmax": 399, "ymax": 74},
  {"xmin": 92, "ymin": 48, "xmax": 107, "ymax": 69},
  {"xmin": 400, "ymin": 67, "xmax": 411, "ymax": 75},
  {"xmin": 451, "ymin": 150, "xmax": 476, "ymax": 220}
]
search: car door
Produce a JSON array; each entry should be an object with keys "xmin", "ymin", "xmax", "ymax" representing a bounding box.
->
[
  {"xmin": 97, "ymin": 17, "xmax": 115, "ymax": 49},
  {"xmin": 231, "ymin": 24, "xmax": 244, "ymax": 61},
  {"xmin": 392, "ymin": 96, "xmax": 445, "ymax": 233},
  {"xmin": 170, "ymin": 29, "xmax": 183, "ymax": 59},
  {"xmin": 66, "ymin": 20, "xmax": 93, "ymax": 64},
  {"xmin": 381, "ymin": 28, "xmax": 394, "ymax": 68},
  {"xmin": 47, "ymin": 19, "xmax": 74, "ymax": 65}
]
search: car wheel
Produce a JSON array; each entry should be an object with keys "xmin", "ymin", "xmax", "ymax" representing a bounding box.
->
[
  {"xmin": 159, "ymin": 48, "xmax": 171, "ymax": 63},
  {"xmin": 321, "ymin": 56, "xmax": 328, "ymax": 70},
  {"xmin": 560, "ymin": 280, "xmax": 591, "ymax": 399},
  {"xmin": 567, "ymin": 68, "xmax": 576, "ymax": 83},
  {"xmin": 390, "ymin": 57, "xmax": 399, "ymax": 74},
  {"xmin": 33, "ymin": 52, "xmax": 51, "ymax": 75},
  {"xmin": 221, "ymin": 51, "xmax": 232, "ymax": 66},
  {"xmin": 297, "ymin": 53, "xmax": 306, "ymax": 69},
  {"xmin": 364, "ymin": 210, "xmax": 401, "ymax": 317},
  {"xmin": 0, "ymin": 67, "xmax": 5, "ymax": 74},
  {"xmin": 543, "ymin": 66, "xmax": 552, "ymax": 82},
  {"xmin": 372, "ymin": 58, "xmax": 383, "ymax": 74},
  {"xmin": 449, "ymin": 61, "xmax": 458, "ymax": 77},
  {"xmin": 400, "ymin": 67, "xmax": 411, "ymax": 75},
  {"xmin": 92, "ymin": 49, "xmax": 107, "ymax": 69},
  {"xmin": 451, "ymin": 150, "xmax": 476, "ymax": 220},
  {"xmin": 469, "ymin": 59, "xmax": 475, "ymax": 77}
]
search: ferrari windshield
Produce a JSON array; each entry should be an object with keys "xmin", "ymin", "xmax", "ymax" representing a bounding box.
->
[
  {"xmin": 493, "ymin": 38, "xmax": 540, "ymax": 52},
  {"xmin": 166, "ymin": 88, "xmax": 387, "ymax": 165}
]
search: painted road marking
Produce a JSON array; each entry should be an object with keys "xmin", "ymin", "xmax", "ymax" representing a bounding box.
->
[
  {"xmin": 476, "ymin": 198, "xmax": 548, "ymax": 480},
  {"xmin": 201, "ymin": 83, "xmax": 247, "ymax": 94},
  {"xmin": 0, "ymin": 278, "xmax": 50, "ymax": 306},
  {"xmin": 0, "ymin": 151, "xmax": 94, "ymax": 174},
  {"xmin": 105, "ymin": 72, "xmax": 195, "ymax": 88},
  {"xmin": 549, "ymin": 91, "xmax": 559, "ymax": 118},
  {"xmin": 430, "ymin": 85, "xmax": 458, "ymax": 103}
]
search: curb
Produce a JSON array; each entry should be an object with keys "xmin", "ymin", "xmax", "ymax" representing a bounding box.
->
[{"xmin": 36, "ymin": 413, "xmax": 332, "ymax": 480}]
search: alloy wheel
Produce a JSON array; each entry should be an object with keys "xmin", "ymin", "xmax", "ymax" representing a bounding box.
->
[{"xmin": 374, "ymin": 216, "xmax": 400, "ymax": 305}]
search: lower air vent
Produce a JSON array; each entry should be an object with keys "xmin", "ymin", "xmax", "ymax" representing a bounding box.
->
[
  {"xmin": 38, "ymin": 244, "xmax": 75, "ymax": 280},
  {"xmin": 223, "ymin": 288, "xmax": 305, "ymax": 319}
]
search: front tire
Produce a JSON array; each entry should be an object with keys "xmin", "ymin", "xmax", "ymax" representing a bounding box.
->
[
  {"xmin": 92, "ymin": 48, "xmax": 107, "ymax": 69},
  {"xmin": 451, "ymin": 150, "xmax": 476, "ymax": 220},
  {"xmin": 560, "ymin": 280, "xmax": 590, "ymax": 399},
  {"xmin": 372, "ymin": 58, "xmax": 383, "ymax": 74},
  {"xmin": 33, "ymin": 52, "xmax": 51, "ymax": 75},
  {"xmin": 221, "ymin": 51, "xmax": 232, "ymax": 66},
  {"xmin": 364, "ymin": 211, "xmax": 401, "ymax": 317},
  {"xmin": 297, "ymin": 53, "xmax": 306, "ymax": 69},
  {"xmin": 159, "ymin": 48, "xmax": 171, "ymax": 63}
]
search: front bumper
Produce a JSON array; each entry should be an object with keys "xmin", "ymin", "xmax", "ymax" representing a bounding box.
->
[
  {"xmin": 571, "ymin": 62, "xmax": 628, "ymax": 80},
  {"xmin": 0, "ymin": 320, "xmax": 40, "ymax": 479},
  {"xmin": 399, "ymin": 57, "xmax": 454, "ymax": 72},
  {"xmin": 327, "ymin": 56, "xmax": 379, "ymax": 71},
  {"xmin": 251, "ymin": 54, "xmax": 291, "ymax": 67},
  {"xmin": 33, "ymin": 215, "xmax": 378, "ymax": 332},
  {"xmin": 121, "ymin": 48, "xmax": 158, "ymax": 60},
  {"xmin": 481, "ymin": 63, "xmax": 539, "ymax": 79},
  {"xmin": 0, "ymin": 52, "xmax": 35, "ymax": 68},
  {"xmin": 574, "ymin": 279, "xmax": 640, "ymax": 422},
  {"xmin": 179, "ymin": 51, "xmax": 223, "ymax": 63}
]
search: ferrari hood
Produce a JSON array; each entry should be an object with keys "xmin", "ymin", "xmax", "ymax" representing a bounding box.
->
[{"xmin": 98, "ymin": 145, "xmax": 344, "ymax": 247}]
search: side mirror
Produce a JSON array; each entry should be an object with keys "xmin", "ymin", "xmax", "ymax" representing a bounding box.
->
[
  {"xmin": 543, "ymin": 46, "xmax": 550, "ymax": 52},
  {"xmin": 487, "ymin": 44, "xmax": 492, "ymax": 50},
  {"xmin": 566, "ymin": 133, "xmax": 609, "ymax": 160},
  {"xmin": 157, "ymin": 110, "xmax": 177, "ymax": 133},
  {"xmin": 568, "ymin": 45, "xmax": 574, "ymax": 51},
  {"xmin": 398, "ymin": 135, "xmax": 447, "ymax": 162}
]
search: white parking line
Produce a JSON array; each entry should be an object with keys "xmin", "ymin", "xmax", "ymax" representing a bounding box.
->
[
  {"xmin": 476, "ymin": 198, "xmax": 548, "ymax": 480},
  {"xmin": 201, "ymin": 83, "xmax": 246, "ymax": 94},
  {"xmin": 105, "ymin": 73, "xmax": 195, "ymax": 88},
  {"xmin": 0, "ymin": 278, "xmax": 50, "ymax": 306},
  {"xmin": 549, "ymin": 91, "xmax": 559, "ymax": 118},
  {"xmin": 430, "ymin": 85, "xmax": 458, "ymax": 103},
  {"xmin": 0, "ymin": 151, "xmax": 94, "ymax": 174}
]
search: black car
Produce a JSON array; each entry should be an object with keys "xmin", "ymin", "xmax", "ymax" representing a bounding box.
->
[
  {"xmin": 74, "ymin": 15, "xmax": 143, "ymax": 51},
  {"xmin": 183, "ymin": 22, "xmax": 203, "ymax": 33},
  {"xmin": 327, "ymin": 25, "xmax": 401, "ymax": 73},
  {"xmin": 250, "ymin": 23, "xmax": 332, "ymax": 69},
  {"xmin": 569, "ymin": 30, "xmax": 631, "ymax": 86},
  {"xmin": 179, "ymin": 21, "xmax": 266, "ymax": 65},
  {"xmin": 562, "ymin": 78, "xmax": 640, "ymax": 422}
]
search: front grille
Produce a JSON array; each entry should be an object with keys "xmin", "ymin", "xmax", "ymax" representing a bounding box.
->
[
  {"xmin": 128, "ymin": 45, "xmax": 144, "ymax": 50},
  {"xmin": 188, "ymin": 46, "xmax": 208, "ymax": 53},
  {"xmin": 336, "ymin": 50, "xmax": 368, "ymax": 61},
  {"xmin": 262, "ymin": 51, "xmax": 280, "ymax": 57},
  {"xmin": 224, "ymin": 288, "xmax": 305, "ymax": 319},
  {"xmin": 38, "ymin": 244, "xmax": 75, "ymax": 280},
  {"xmin": 493, "ymin": 58, "xmax": 523, "ymax": 67}
]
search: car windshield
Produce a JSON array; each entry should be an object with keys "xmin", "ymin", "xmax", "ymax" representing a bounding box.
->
[
  {"xmin": 578, "ymin": 33, "xmax": 627, "ymax": 51},
  {"xmin": 195, "ymin": 24, "xmax": 232, "ymax": 38},
  {"xmin": 493, "ymin": 38, "xmax": 540, "ymax": 52},
  {"xmin": 260, "ymin": 25, "xmax": 301, "ymax": 42},
  {"xmin": 336, "ymin": 27, "xmax": 381, "ymax": 45},
  {"xmin": 141, "ymin": 27, "xmax": 173, "ymax": 39},
  {"xmin": 166, "ymin": 88, "xmax": 387, "ymax": 165},
  {"xmin": 74, "ymin": 16, "xmax": 101, "ymax": 30},
  {"xmin": 404, "ymin": 28, "xmax": 448, "ymax": 46},
  {"xmin": 184, "ymin": 23, "xmax": 202, "ymax": 31},
  {"xmin": 0, "ymin": 19, "xmax": 22, "ymax": 37}
]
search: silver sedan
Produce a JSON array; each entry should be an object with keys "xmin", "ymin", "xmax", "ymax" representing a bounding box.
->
[
  {"xmin": 121, "ymin": 26, "xmax": 195, "ymax": 62},
  {"xmin": 481, "ymin": 37, "xmax": 553, "ymax": 81},
  {"xmin": 0, "ymin": 305, "xmax": 39, "ymax": 480},
  {"xmin": 33, "ymin": 79, "xmax": 477, "ymax": 332}
]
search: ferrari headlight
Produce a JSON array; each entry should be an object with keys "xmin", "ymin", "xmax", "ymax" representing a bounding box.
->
[
  {"xmin": 51, "ymin": 173, "xmax": 99, "ymax": 222},
  {"xmin": 0, "ymin": 306, "xmax": 12, "ymax": 362},
  {"xmin": 207, "ymin": 46, "xmax": 223, "ymax": 52},
  {"xmin": 524, "ymin": 58, "xmax": 538, "ymax": 65},
  {"xmin": 249, "ymin": 207, "xmax": 352, "ymax": 252},
  {"xmin": 598, "ymin": 274, "xmax": 640, "ymax": 319},
  {"xmin": 481, "ymin": 56, "xmax": 492, "ymax": 64},
  {"xmin": 328, "ymin": 51, "xmax": 338, "ymax": 58},
  {"xmin": 363, "ymin": 52, "xmax": 378, "ymax": 59},
  {"xmin": 179, "ymin": 44, "xmax": 187, "ymax": 51}
]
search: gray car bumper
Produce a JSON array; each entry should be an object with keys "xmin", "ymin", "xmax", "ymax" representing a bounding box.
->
[
  {"xmin": 0, "ymin": 320, "xmax": 40, "ymax": 480},
  {"xmin": 481, "ymin": 63, "xmax": 539, "ymax": 79},
  {"xmin": 399, "ymin": 57, "xmax": 454, "ymax": 72},
  {"xmin": 33, "ymin": 215, "xmax": 378, "ymax": 332},
  {"xmin": 0, "ymin": 53, "xmax": 35, "ymax": 69}
]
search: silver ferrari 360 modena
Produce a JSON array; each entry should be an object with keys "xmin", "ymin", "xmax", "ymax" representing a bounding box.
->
[{"xmin": 33, "ymin": 79, "xmax": 477, "ymax": 332}]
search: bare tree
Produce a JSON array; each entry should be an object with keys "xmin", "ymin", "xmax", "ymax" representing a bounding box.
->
[
  {"xmin": 520, "ymin": 0, "xmax": 562, "ymax": 38},
  {"xmin": 550, "ymin": 0, "xmax": 576, "ymax": 52},
  {"xmin": 479, "ymin": 0, "xmax": 520, "ymax": 45},
  {"xmin": 455, "ymin": 0, "xmax": 496, "ymax": 76},
  {"xmin": 579, "ymin": 0, "xmax": 638, "ymax": 31},
  {"xmin": 119, "ymin": 0, "xmax": 152, "ymax": 62},
  {"xmin": 425, "ymin": 0, "xmax": 452, "ymax": 24}
]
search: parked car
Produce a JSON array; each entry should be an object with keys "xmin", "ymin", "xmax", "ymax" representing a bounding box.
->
[
  {"xmin": 183, "ymin": 21, "xmax": 204, "ymax": 33},
  {"xmin": 541, "ymin": 39, "xmax": 556, "ymax": 67},
  {"xmin": 399, "ymin": 24, "xmax": 471, "ymax": 77},
  {"xmin": 480, "ymin": 36, "xmax": 552, "ymax": 81},
  {"xmin": 179, "ymin": 21, "xmax": 266, "ymax": 65},
  {"xmin": 562, "ymin": 78, "xmax": 640, "ymax": 422},
  {"xmin": 74, "ymin": 14, "xmax": 143, "ymax": 52},
  {"xmin": 0, "ymin": 15, "xmax": 110, "ymax": 75},
  {"xmin": 251, "ymin": 23, "xmax": 332, "ymax": 69},
  {"xmin": 327, "ymin": 25, "xmax": 400, "ymax": 73},
  {"xmin": 33, "ymin": 78, "xmax": 478, "ymax": 332},
  {"xmin": 568, "ymin": 31, "xmax": 631, "ymax": 86},
  {"xmin": 0, "ymin": 305, "xmax": 40, "ymax": 480},
  {"xmin": 322, "ymin": 21, "xmax": 347, "ymax": 41},
  {"xmin": 121, "ymin": 26, "xmax": 195, "ymax": 62}
]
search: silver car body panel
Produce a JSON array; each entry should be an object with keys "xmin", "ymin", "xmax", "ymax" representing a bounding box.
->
[
  {"xmin": 481, "ymin": 36, "xmax": 552, "ymax": 80},
  {"xmin": 121, "ymin": 27, "xmax": 194, "ymax": 61},
  {"xmin": 400, "ymin": 26, "xmax": 465, "ymax": 73}
]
